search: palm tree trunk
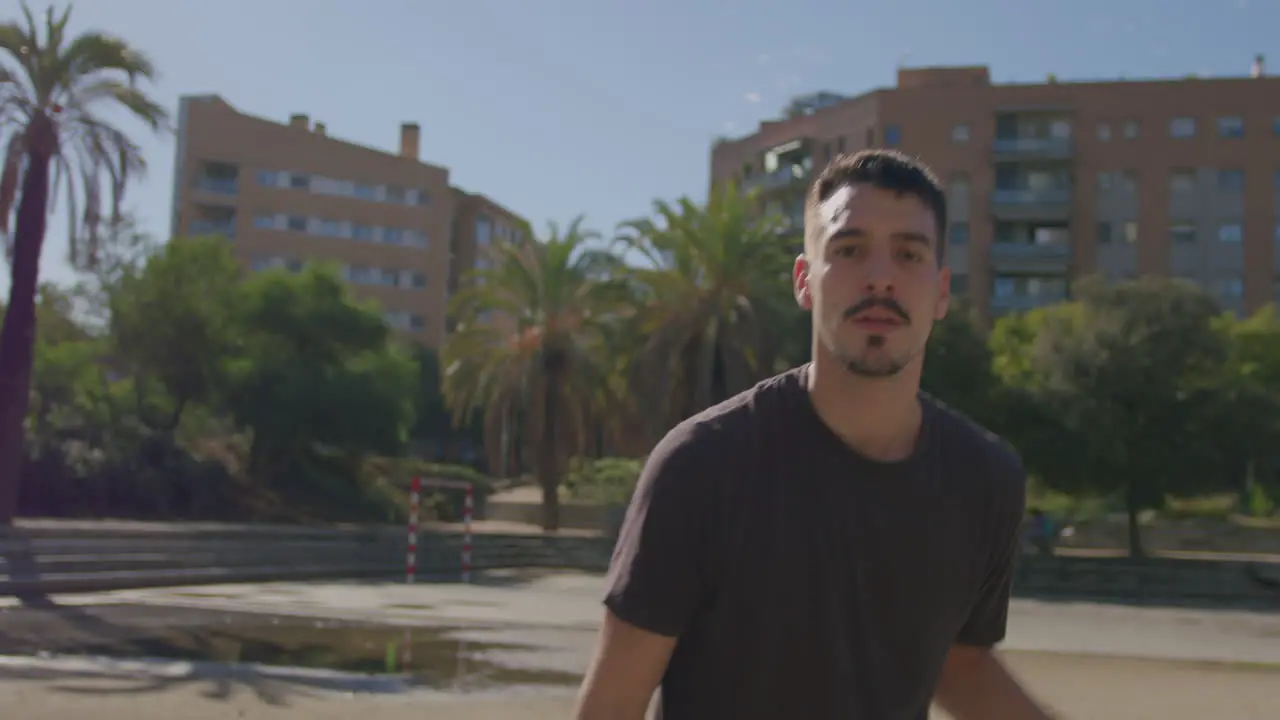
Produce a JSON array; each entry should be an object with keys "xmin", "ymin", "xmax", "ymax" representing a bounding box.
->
[
  {"xmin": 537, "ymin": 374, "xmax": 562, "ymax": 533},
  {"xmin": 0, "ymin": 119, "xmax": 56, "ymax": 525}
]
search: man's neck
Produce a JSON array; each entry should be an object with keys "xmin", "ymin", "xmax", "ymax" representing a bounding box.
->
[{"xmin": 806, "ymin": 352, "xmax": 924, "ymax": 463}]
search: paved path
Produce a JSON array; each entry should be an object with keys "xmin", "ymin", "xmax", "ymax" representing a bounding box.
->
[
  {"xmin": 12, "ymin": 569, "xmax": 1280, "ymax": 665},
  {"xmin": 3, "ymin": 651, "xmax": 1278, "ymax": 720},
  {"xmin": 2, "ymin": 570, "xmax": 1279, "ymax": 718}
]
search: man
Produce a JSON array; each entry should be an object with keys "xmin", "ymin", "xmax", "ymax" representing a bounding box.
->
[{"xmin": 575, "ymin": 150, "xmax": 1054, "ymax": 719}]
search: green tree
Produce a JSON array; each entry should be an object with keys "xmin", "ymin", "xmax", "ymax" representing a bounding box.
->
[
  {"xmin": 442, "ymin": 218, "xmax": 623, "ymax": 530},
  {"xmin": 0, "ymin": 3, "xmax": 167, "ymax": 523},
  {"xmin": 1009, "ymin": 278, "xmax": 1231, "ymax": 555},
  {"xmin": 920, "ymin": 298, "xmax": 998, "ymax": 422},
  {"xmin": 224, "ymin": 265, "xmax": 417, "ymax": 507},
  {"xmin": 108, "ymin": 235, "xmax": 241, "ymax": 432},
  {"xmin": 615, "ymin": 185, "xmax": 796, "ymax": 441},
  {"xmin": 1211, "ymin": 304, "xmax": 1280, "ymax": 507}
]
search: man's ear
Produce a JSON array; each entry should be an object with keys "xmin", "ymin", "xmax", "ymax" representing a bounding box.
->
[
  {"xmin": 793, "ymin": 254, "xmax": 813, "ymax": 310},
  {"xmin": 935, "ymin": 266, "xmax": 952, "ymax": 321}
]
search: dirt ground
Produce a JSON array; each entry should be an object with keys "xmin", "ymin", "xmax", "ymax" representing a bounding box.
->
[{"xmin": 2, "ymin": 650, "xmax": 1277, "ymax": 720}]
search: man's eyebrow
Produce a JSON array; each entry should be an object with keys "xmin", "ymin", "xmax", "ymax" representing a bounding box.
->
[{"xmin": 828, "ymin": 228, "xmax": 933, "ymax": 246}]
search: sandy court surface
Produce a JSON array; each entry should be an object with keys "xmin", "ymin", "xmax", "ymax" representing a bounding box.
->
[
  {"xmin": 1, "ymin": 650, "xmax": 1277, "ymax": 720},
  {"xmin": 3, "ymin": 572, "xmax": 1278, "ymax": 718}
]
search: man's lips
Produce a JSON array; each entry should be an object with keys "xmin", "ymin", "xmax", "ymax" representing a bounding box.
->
[{"xmin": 851, "ymin": 315, "xmax": 905, "ymax": 331}]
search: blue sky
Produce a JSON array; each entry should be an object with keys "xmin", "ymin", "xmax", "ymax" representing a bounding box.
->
[{"xmin": 8, "ymin": 0, "xmax": 1277, "ymax": 293}]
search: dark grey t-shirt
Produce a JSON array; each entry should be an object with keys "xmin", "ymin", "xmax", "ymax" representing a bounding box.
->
[{"xmin": 603, "ymin": 365, "xmax": 1027, "ymax": 720}]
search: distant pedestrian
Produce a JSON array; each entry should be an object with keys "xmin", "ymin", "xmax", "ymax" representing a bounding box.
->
[{"xmin": 1026, "ymin": 507, "xmax": 1056, "ymax": 556}]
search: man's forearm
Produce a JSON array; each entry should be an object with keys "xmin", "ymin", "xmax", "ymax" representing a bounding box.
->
[{"xmin": 935, "ymin": 647, "xmax": 1054, "ymax": 719}]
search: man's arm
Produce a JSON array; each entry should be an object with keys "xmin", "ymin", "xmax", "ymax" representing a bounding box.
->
[
  {"xmin": 935, "ymin": 645, "xmax": 1053, "ymax": 719},
  {"xmin": 935, "ymin": 453, "xmax": 1054, "ymax": 720},
  {"xmin": 575, "ymin": 610, "xmax": 677, "ymax": 720},
  {"xmin": 575, "ymin": 429, "xmax": 713, "ymax": 720}
]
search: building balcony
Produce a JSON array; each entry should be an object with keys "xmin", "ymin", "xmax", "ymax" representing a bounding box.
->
[
  {"xmin": 195, "ymin": 177, "xmax": 239, "ymax": 196},
  {"xmin": 742, "ymin": 165, "xmax": 809, "ymax": 194},
  {"xmin": 992, "ymin": 136, "xmax": 1073, "ymax": 159},
  {"xmin": 989, "ymin": 290, "xmax": 1069, "ymax": 315},
  {"xmin": 189, "ymin": 219, "xmax": 236, "ymax": 239},
  {"xmin": 990, "ymin": 188, "xmax": 1071, "ymax": 221},
  {"xmin": 989, "ymin": 242, "xmax": 1072, "ymax": 272}
]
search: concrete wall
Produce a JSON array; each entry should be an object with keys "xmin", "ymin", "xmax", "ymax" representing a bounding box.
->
[{"xmin": 1, "ymin": 522, "xmax": 1275, "ymax": 610}]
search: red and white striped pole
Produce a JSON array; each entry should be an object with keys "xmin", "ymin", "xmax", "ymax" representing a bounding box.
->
[
  {"xmin": 461, "ymin": 483, "xmax": 474, "ymax": 583},
  {"xmin": 406, "ymin": 476, "xmax": 421, "ymax": 584}
]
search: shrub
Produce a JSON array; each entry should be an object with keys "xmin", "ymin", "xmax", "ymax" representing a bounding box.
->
[{"xmin": 564, "ymin": 457, "xmax": 643, "ymax": 506}]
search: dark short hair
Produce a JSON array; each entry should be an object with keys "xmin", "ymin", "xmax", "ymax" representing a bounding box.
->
[{"xmin": 804, "ymin": 149, "xmax": 948, "ymax": 262}]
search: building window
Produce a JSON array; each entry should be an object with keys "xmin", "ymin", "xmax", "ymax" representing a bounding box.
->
[
  {"xmin": 1097, "ymin": 123, "xmax": 1112, "ymax": 141},
  {"xmin": 1121, "ymin": 221, "xmax": 1138, "ymax": 244},
  {"xmin": 288, "ymin": 173, "xmax": 310, "ymax": 190},
  {"xmin": 1122, "ymin": 120, "xmax": 1139, "ymax": 139},
  {"xmin": 884, "ymin": 125, "xmax": 901, "ymax": 147},
  {"xmin": 949, "ymin": 222, "xmax": 970, "ymax": 245},
  {"xmin": 1218, "ymin": 223, "xmax": 1243, "ymax": 243},
  {"xmin": 993, "ymin": 276, "xmax": 1015, "ymax": 298},
  {"xmin": 253, "ymin": 214, "xmax": 278, "ymax": 230},
  {"xmin": 352, "ymin": 224, "xmax": 375, "ymax": 241},
  {"xmin": 382, "ymin": 228, "xmax": 404, "ymax": 245},
  {"xmin": 951, "ymin": 123, "xmax": 970, "ymax": 142},
  {"xmin": 1170, "ymin": 169, "xmax": 1197, "ymax": 193},
  {"xmin": 1217, "ymin": 276, "xmax": 1244, "ymax": 299},
  {"xmin": 285, "ymin": 215, "xmax": 307, "ymax": 232},
  {"xmin": 1118, "ymin": 170, "xmax": 1138, "ymax": 193},
  {"xmin": 407, "ymin": 230, "xmax": 429, "ymax": 248},
  {"xmin": 476, "ymin": 216, "xmax": 493, "ymax": 245},
  {"xmin": 410, "ymin": 272, "xmax": 427, "ymax": 288},
  {"xmin": 385, "ymin": 186, "xmax": 406, "ymax": 204},
  {"xmin": 317, "ymin": 219, "xmax": 345, "ymax": 237},
  {"xmin": 1169, "ymin": 222, "xmax": 1197, "ymax": 244},
  {"xmin": 836, "ymin": 136, "xmax": 846, "ymax": 153},
  {"xmin": 1218, "ymin": 169, "xmax": 1245, "ymax": 191},
  {"xmin": 354, "ymin": 184, "xmax": 377, "ymax": 200},
  {"xmin": 1217, "ymin": 116, "xmax": 1244, "ymax": 138},
  {"xmin": 1097, "ymin": 222, "xmax": 1112, "ymax": 245},
  {"xmin": 1097, "ymin": 172, "xmax": 1113, "ymax": 191},
  {"xmin": 1170, "ymin": 117, "xmax": 1196, "ymax": 138},
  {"xmin": 256, "ymin": 170, "xmax": 279, "ymax": 187}
]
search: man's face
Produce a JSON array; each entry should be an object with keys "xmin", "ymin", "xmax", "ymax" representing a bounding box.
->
[{"xmin": 792, "ymin": 183, "xmax": 950, "ymax": 378}]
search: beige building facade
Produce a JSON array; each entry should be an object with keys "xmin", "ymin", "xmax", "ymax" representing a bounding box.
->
[
  {"xmin": 170, "ymin": 95, "xmax": 527, "ymax": 346},
  {"xmin": 710, "ymin": 61, "xmax": 1280, "ymax": 317}
]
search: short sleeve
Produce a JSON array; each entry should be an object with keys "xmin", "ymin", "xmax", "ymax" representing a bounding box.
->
[
  {"xmin": 955, "ymin": 453, "xmax": 1027, "ymax": 647},
  {"xmin": 602, "ymin": 425, "xmax": 714, "ymax": 638}
]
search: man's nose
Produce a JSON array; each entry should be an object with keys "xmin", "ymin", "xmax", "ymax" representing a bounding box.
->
[{"xmin": 862, "ymin": 252, "xmax": 897, "ymax": 295}]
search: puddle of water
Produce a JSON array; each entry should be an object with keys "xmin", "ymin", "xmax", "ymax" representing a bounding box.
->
[{"xmin": 0, "ymin": 603, "xmax": 583, "ymax": 691}]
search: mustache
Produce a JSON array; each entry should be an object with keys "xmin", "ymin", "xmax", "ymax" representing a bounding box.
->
[{"xmin": 844, "ymin": 297, "xmax": 911, "ymax": 323}]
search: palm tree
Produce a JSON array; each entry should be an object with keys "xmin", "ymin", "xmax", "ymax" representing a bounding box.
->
[
  {"xmin": 615, "ymin": 184, "xmax": 799, "ymax": 443},
  {"xmin": 441, "ymin": 217, "xmax": 625, "ymax": 531},
  {"xmin": 0, "ymin": 3, "xmax": 167, "ymax": 523}
]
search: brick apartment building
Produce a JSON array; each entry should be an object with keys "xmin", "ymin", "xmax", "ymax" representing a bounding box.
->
[
  {"xmin": 169, "ymin": 95, "xmax": 527, "ymax": 346},
  {"xmin": 709, "ymin": 59, "xmax": 1280, "ymax": 317}
]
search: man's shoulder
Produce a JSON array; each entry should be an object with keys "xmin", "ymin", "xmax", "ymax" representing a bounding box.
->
[
  {"xmin": 651, "ymin": 367, "xmax": 803, "ymax": 463},
  {"xmin": 925, "ymin": 394, "xmax": 1026, "ymax": 492}
]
